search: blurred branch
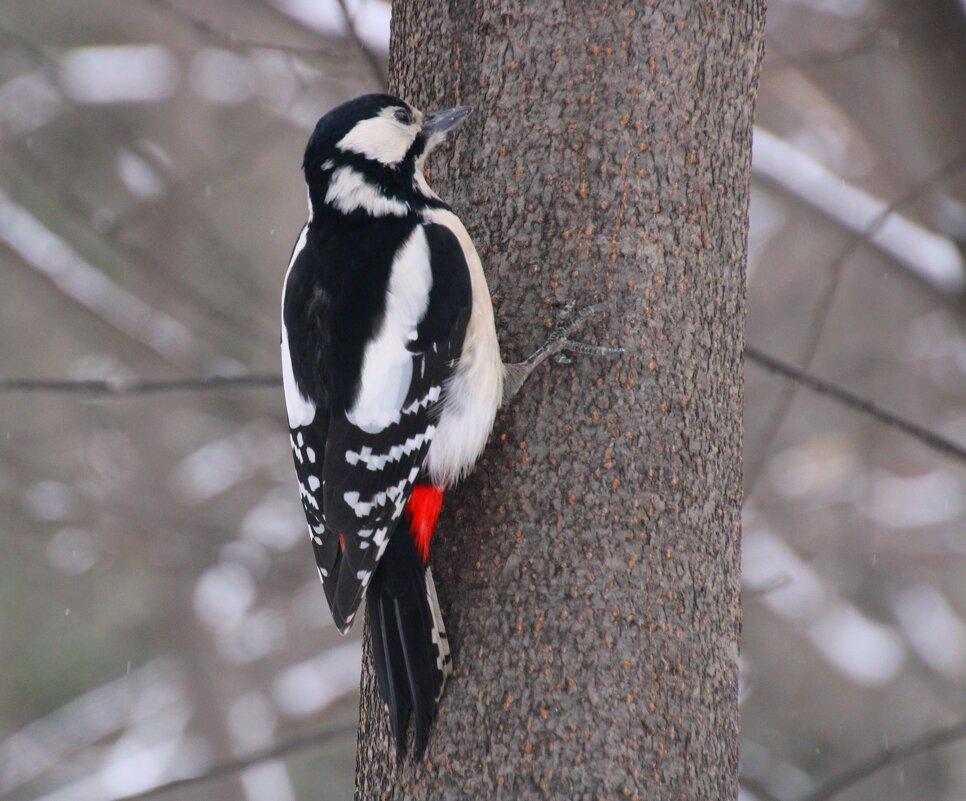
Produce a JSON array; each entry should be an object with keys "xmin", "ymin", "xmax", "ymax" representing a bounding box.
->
[
  {"xmin": 148, "ymin": 0, "xmax": 333, "ymax": 57},
  {"xmin": 0, "ymin": 7, "xmax": 373, "ymax": 342},
  {"xmin": 104, "ymin": 121, "xmax": 289, "ymax": 234},
  {"xmin": 745, "ymin": 346, "xmax": 966, "ymax": 464},
  {"xmin": 0, "ymin": 374, "xmax": 280, "ymax": 395},
  {"xmin": 147, "ymin": 0, "xmax": 383, "ymax": 86},
  {"xmin": 0, "ymin": 24, "xmax": 173, "ymax": 175},
  {"xmin": 0, "ymin": 659, "xmax": 183, "ymax": 798},
  {"xmin": 4, "ymin": 138, "xmax": 279, "ymax": 344},
  {"xmin": 752, "ymin": 131, "xmax": 966, "ymax": 302},
  {"xmin": 334, "ymin": 0, "xmax": 388, "ymax": 88},
  {"xmin": 769, "ymin": 30, "xmax": 881, "ymax": 68},
  {"xmin": 0, "ymin": 188, "xmax": 210, "ymax": 369},
  {"xmin": 746, "ymin": 141, "xmax": 966, "ymax": 492},
  {"xmin": 798, "ymin": 716, "xmax": 966, "ymax": 801},
  {"xmin": 739, "ymin": 776, "xmax": 784, "ymax": 801},
  {"xmin": 109, "ymin": 722, "xmax": 355, "ymax": 801},
  {"xmin": 6, "ymin": 350, "xmax": 966, "ymax": 465},
  {"xmin": 0, "ymin": 26, "xmax": 275, "ymax": 344}
]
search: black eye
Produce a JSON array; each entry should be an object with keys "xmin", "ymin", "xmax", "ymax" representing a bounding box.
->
[{"xmin": 394, "ymin": 108, "xmax": 412, "ymax": 125}]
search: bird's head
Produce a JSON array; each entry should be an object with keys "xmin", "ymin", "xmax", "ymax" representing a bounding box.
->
[{"xmin": 303, "ymin": 94, "xmax": 470, "ymax": 221}]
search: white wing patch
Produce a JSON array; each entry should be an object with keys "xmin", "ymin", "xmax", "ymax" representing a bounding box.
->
[
  {"xmin": 347, "ymin": 227, "xmax": 432, "ymax": 433},
  {"xmin": 325, "ymin": 166, "xmax": 408, "ymax": 217},
  {"xmin": 281, "ymin": 224, "xmax": 317, "ymax": 428}
]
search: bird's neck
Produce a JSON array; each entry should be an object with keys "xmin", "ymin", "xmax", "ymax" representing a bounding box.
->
[{"xmin": 307, "ymin": 162, "xmax": 447, "ymax": 227}]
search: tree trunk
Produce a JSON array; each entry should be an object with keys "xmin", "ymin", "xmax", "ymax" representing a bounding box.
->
[{"xmin": 356, "ymin": 2, "xmax": 764, "ymax": 799}]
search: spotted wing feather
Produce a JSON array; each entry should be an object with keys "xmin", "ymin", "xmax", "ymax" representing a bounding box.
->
[{"xmin": 284, "ymin": 221, "xmax": 471, "ymax": 633}]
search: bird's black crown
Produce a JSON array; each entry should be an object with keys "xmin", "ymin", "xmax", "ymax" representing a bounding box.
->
[
  {"xmin": 303, "ymin": 94, "xmax": 415, "ymax": 174},
  {"xmin": 303, "ymin": 94, "xmax": 467, "ymax": 223}
]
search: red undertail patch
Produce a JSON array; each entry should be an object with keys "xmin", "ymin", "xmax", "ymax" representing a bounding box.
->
[{"xmin": 405, "ymin": 484, "xmax": 444, "ymax": 564}]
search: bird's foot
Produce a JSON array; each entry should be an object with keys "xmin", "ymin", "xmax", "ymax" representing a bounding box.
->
[{"xmin": 502, "ymin": 303, "xmax": 622, "ymax": 402}]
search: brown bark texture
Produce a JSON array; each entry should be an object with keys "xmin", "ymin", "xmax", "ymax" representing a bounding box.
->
[{"xmin": 355, "ymin": 2, "xmax": 764, "ymax": 799}]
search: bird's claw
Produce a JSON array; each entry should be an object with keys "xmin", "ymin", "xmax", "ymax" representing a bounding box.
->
[
  {"xmin": 539, "ymin": 303, "xmax": 622, "ymax": 362},
  {"xmin": 554, "ymin": 298, "xmax": 579, "ymax": 322},
  {"xmin": 556, "ymin": 340, "xmax": 624, "ymax": 358},
  {"xmin": 503, "ymin": 303, "xmax": 623, "ymax": 402}
]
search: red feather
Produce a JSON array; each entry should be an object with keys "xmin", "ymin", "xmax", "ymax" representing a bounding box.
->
[{"xmin": 405, "ymin": 484, "xmax": 444, "ymax": 564}]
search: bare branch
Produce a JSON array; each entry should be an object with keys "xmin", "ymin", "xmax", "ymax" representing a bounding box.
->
[
  {"xmin": 0, "ymin": 374, "xmax": 280, "ymax": 396},
  {"xmin": 147, "ymin": 0, "xmax": 330, "ymax": 57},
  {"xmin": 768, "ymin": 30, "xmax": 881, "ymax": 68},
  {"xmin": 0, "ymin": 189, "xmax": 207, "ymax": 369},
  {"xmin": 739, "ymin": 775, "xmax": 785, "ymax": 801},
  {"xmin": 752, "ymin": 130, "xmax": 966, "ymax": 301},
  {"xmin": 5, "ymin": 348, "xmax": 966, "ymax": 467},
  {"xmin": 798, "ymin": 716, "xmax": 966, "ymax": 801},
  {"xmin": 746, "ymin": 143, "xmax": 966, "ymax": 492},
  {"xmin": 105, "ymin": 121, "xmax": 290, "ymax": 234},
  {"xmin": 745, "ymin": 346, "xmax": 966, "ymax": 464},
  {"xmin": 108, "ymin": 722, "xmax": 355, "ymax": 801},
  {"xmin": 334, "ymin": 0, "xmax": 388, "ymax": 88}
]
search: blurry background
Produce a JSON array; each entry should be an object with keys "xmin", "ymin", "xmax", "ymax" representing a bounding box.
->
[{"xmin": 0, "ymin": 1, "xmax": 963, "ymax": 799}]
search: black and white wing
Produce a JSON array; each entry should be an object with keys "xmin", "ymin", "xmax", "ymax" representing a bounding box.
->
[{"xmin": 283, "ymin": 222, "xmax": 470, "ymax": 633}]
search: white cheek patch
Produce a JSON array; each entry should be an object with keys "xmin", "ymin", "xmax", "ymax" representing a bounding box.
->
[
  {"xmin": 336, "ymin": 109, "xmax": 418, "ymax": 165},
  {"xmin": 325, "ymin": 166, "xmax": 408, "ymax": 217}
]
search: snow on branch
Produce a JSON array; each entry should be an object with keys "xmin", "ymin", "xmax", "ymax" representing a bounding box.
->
[{"xmin": 752, "ymin": 127, "xmax": 966, "ymax": 296}]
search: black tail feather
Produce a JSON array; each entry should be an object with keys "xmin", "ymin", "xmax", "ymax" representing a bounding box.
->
[
  {"xmin": 367, "ymin": 523, "xmax": 446, "ymax": 759},
  {"xmin": 374, "ymin": 595, "xmax": 411, "ymax": 753},
  {"xmin": 393, "ymin": 595, "xmax": 437, "ymax": 756}
]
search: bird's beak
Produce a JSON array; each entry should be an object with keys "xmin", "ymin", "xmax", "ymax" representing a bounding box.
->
[{"xmin": 423, "ymin": 106, "xmax": 471, "ymax": 136}]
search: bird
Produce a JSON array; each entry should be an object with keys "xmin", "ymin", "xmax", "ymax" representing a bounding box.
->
[{"xmin": 280, "ymin": 93, "xmax": 615, "ymax": 758}]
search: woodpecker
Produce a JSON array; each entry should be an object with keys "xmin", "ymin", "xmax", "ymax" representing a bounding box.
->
[{"xmin": 281, "ymin": 94, "xmax": 613, "ymax": 758}]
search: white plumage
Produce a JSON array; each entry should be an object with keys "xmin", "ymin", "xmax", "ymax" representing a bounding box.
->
[
  {"xmin": 346, "ymin": 226, "xmax": 434, "ymax": 433},
  {"xmin": 335, "ymin": 105, "xmax": 421, "ymax": 165},
  {"xmin": 280, "ymin": 224, "xmax": 316, "ymax": 428},
  {"xmin": 280, "ymin": 94, "xmax": 613, "ymax": 759},
  {"xmin": 325, "ymin": 166, "xmax": 409, "ymax": 217},
  {"xmin": 420, "ymin": 207, "xmax": 504, "ymax": 486}
]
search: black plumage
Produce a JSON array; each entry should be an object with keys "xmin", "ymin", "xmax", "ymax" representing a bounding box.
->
[
  {"xmin": 285, "ymin": 219, "xmax": 469, "ymax": 630},
  {"xmin": 282, "ymin": 94, "xmax": 474, "ymax": 756},
  {"xmin": 367, "ymin": 520, "xmax": 442, "ymax": 757}
]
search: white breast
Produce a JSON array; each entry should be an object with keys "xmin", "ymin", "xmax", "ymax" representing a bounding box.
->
[{"xmin": 421, "ymin": 207, "xmax": 505, "ymax": 487}]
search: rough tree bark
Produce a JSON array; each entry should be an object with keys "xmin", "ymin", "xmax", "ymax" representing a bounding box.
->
[{"xmin": 356, "ymin": 2, "xmax": 764, "ymax": 799}]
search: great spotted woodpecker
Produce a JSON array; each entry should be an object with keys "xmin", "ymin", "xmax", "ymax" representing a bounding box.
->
[{"xmin": 281, "ymin": 94, "xmax": 613, "ymax": 758}]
